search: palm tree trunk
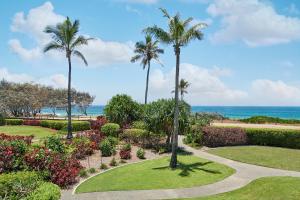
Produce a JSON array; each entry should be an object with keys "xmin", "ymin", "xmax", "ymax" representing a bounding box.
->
[
  {"xmin": 170, "ymin": 47, "xmax": 180, "ymax": 169},
  {"xmin": 145, "ymin": 62, "xmax": 151, "ymax": 104},
  {"xmin": 67, "ymin": 55, "xmax": 73, "ymax": 139}
]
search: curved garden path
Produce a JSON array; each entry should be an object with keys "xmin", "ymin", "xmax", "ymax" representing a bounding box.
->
[{"xmin": 61, "ymin": 136, "xmax": 300, "ymax": 200}]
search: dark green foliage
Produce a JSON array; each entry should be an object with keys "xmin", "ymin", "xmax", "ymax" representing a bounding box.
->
[
  {"xmin": 104, "ymin": 94, "xmax": 143, "ymax": 125},
  {"xmin": 101, "ymin": 123, "xmax": 120, "ymax": 137},
  {"xmin": 5, "ymin": 119, "xmax": 23, "ymax": 125},
  {"xmin": 246, "ymin": 128, "xmax": 300, "ymax": 149},
  {"xmin": 0, "ymin": 114, "xmax": 5, "ymax": 126},
  {"xmin": 240, "ymin": 116, "xmax": 300, "ymax": 124},
  {"xmin": 99, "ymin": 138, "xmax": 116, "ymax": 157},
  {"xmin": 144, "ymin": 99, "xmax": 191, "ymax": 144},
  {"xmin": 79, "ymin": 169, "xmax": 88, "ymax": 178},
  {"xmin": 88, "ymin": 168, "xmax": 96, "ymax": 174},
  {"xmin": 136, "ymin": 148, "xmax": 145, "ymax": 159},
  {"xmin": 131, "ymin": 120, "xmax": 147, "ymax": 129},
  {"xmin": 25, "ymin": 182, "xmax": 61, "ymax": 200},
  {"xmin": 100, "ymin": 163, "xmax": 108, "ymax": 170},
  {"xmin": 44, "ymin": 135, "xmax": 65, "ymax": 153},
  {"xmin": 183, "ymin": 125, "xmax": 203, "ymax": 146},
  {"xmin": 40, "ymin": 120, "xmax": 90, "ymax": 131},
  {"xmin": 0, "ymin": 171, "xmax": 42, "ymax": 200}
]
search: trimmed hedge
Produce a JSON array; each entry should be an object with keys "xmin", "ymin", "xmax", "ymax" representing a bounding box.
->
[
  {"xmin": 25, "ymin": 182, "xmax": 60, "ymax": 200},
  {"xmin": 40, "ymin": 120, "xmax": 90, "ymax": 131},
  {"xmin": 5, "ymin": 119, "xmax": 23, "ymax": 125},
  {"xmin": 101, "ymin": 123, "xmax": 120, "ymax": 137},
  {"xmin": 202, "ymin": 127, "xmax": 248, "ymax": 147},
  {"xmin": 246, "ymin": 128, "xmax": 300, "ymax": 149},
  {"xmin": 240, "ymin": 116, "xmax": 300, "ymax": 124}
]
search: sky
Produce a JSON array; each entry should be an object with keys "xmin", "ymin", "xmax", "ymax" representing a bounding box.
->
[{"xmin": 1, "ymin": 0, "xmax": 300, "ymax": 106}]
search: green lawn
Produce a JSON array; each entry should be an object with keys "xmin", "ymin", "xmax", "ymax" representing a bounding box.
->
[
  {"xmin": 208, "ymin": 146, "xmax": 300, "ymax": 172},
  {"xmin": 181, "ymin": 177, "xmax": 300, "ymax": 200},
  {"xmin": 0, "ymin": 125, "xmax": 56, "ymax": 139},
  {"xmin": 76, "ymin": 155, "xmax": 235, "ymax": 193}
]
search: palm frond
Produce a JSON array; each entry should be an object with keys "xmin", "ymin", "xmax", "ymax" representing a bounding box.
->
[
  {"xmin": 159, "ymin": 8, "xmax": 171, "ymax": 19},
  {"xmin": 130, "ymin": 54, "xmax": 142, "ymax": 63},
  {"xmin": 143, "ymin": 26, "xmax": 172, "ymax": 44},
  {"xmin": 71, "ymin": 36, "xmax": 93, "ymax": 50},
  {"xmin": 43, "ymin": 42, "xmax": 64, "ymax": 53},
  {"xmin": 73, "ymin": 50, "xmax": 88, "ymax": 66}
]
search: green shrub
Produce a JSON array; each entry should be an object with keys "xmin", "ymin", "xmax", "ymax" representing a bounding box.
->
[
  {"xmin": 25, "ymin": 182, "xmax": 60, "ymax": 200},
  {"xmin": 240, "ymin": 116, "xmax": 300, "ymax": 124},
  {"xmin": 88, "ymin": 168, "xmax": 96, "ymax": 174},
  {"xmin": 44, "ymin": 135, "xmax": 65, "ymax": 153},
  {"xmin": 136, "ymin": 148, "xmax": 145, "ymax": 159},
  {"xmin": 40, "ymin": 120, "xmax": 90, "ymax": 131},
  {"xmin": 100, "ymin": 163, "xmax": 108, "ymax": 170},
  {"xmin": 5, "ymin": 119, "xmax": 23, "ymax": 125},
  {"xmin": 104, "ymin": 94, "xmax": 143, "ymax": 125},
  {"xmin": 72, "ymin": 121, "xmax": 91, "ymax": 132},
  {"xmin": 122, "ymin": 128, "xmax": 149, "ymax": 143},
  {"xmin": 79, "ymin": 169, "xmax": 88, "ymax": 178},
  {"xmin": 109, "ymin": 157, "xmax": 118, "ymax": 166},
  {"xmin": 99, "ymin": 138, "xmax": 116, "ymax": 157},
  {"xmin": 246, "ymin": 128, "xmax": 300, "ymax": 149},
  {"xmin": 106, "ymin": 136, "xmax": 119, "ymax": 146},
  {"xmin": 0, "ymin": 114, "xmax": 5, "ymax": 126},
  {"xmin": 183, "ymin": 125, "xmax": 203, "ymax": 146},
  {"xmin": 0, "ymin": 171, "xmax": 42, "ymax": 200},
  {"xmin": 101, "ymin": 123, "xmax": 120, "ymax": 137},
  {"xmin": 132, "ymin": 120, "xmax": 147, "ymax": 129},
  {"xmin": 121, "ymin": 143, "xmax": 132, "ymax": 151}
]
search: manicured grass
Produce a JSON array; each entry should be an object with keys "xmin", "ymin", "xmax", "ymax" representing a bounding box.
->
[
  {"xmin": 208, "ymin": 146, "xmax": 300, "ymax": 172},
  {"xmin": 76, "ymin": 155, "xmax": 235, "ymax": 193},
  {"xmin": 181, "ymin": 177, "xmax": 300, "ymax": 200},
  {"xmin": 0, "ymin": 125, "xmax": 56, "ymax": 139}
]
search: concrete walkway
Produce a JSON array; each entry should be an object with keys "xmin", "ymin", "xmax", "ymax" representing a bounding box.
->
[{"xmin": 61, "ymin": 136, "xmax": 300, "ymax": 200}]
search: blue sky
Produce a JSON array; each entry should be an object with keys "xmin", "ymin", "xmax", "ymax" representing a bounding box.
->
[{"xmin": 1, "ymin": 0, "xmax": 300, "ymax": 106}]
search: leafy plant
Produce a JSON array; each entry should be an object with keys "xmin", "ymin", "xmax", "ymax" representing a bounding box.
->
[
  {"xmin": 79, "ymin": 169, "xmax": 88, "ymax": 178},
  {"xmin": 136, "ymin": 148, "xmax": 145, "ymax": 159},
  {"xmin": 44, "ymin": 135, "xmax": 65, "ymax": 154},
  {"xmin": 100, "ymin": 163, "xmax": 108, "ymax": 170},
  {"xmin": 101, "ymin": 123, "xmax": 120, "ymax": 137},
  {"xmin": 99, "ymin": 138, "xmax": 116, "ymax": 157},
  {"xmin": 0, "ymin": 114, "xmax": 5, "ymax": 126},
  {"xmin": 109, "ymin": 157, "xmax": 118, "ymax": 166},
  {"xmin": 88, "ymin": 168, "xmax": 96, "ymax": 174},
  {"xmin": 25, "ymin": 182, "xmax": 61, "ymax": 200},
  {"xmin": 131, "ymin": 120, "xmax": 147, "ymax": 129}
]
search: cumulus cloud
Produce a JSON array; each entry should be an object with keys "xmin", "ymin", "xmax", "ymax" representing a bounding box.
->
[
  {"xmin": 9, "ymin": 2, "xmax": 132, "ymax": 66},
  {"xmin": 207, "ymin": 0, "xmax": 300, "ymax": 46},
  {"xmin": 0, "ymin": 68, "xmax": 67, "ymax": 88},
  {"xmin": 149, "ymin": 63, "xmax": 247, "ymax": 105}
]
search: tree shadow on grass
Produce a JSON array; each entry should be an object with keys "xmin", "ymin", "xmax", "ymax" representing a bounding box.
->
[{"xmin": 152, "ymin": 161, "xmax": 221, "ymax": 177}]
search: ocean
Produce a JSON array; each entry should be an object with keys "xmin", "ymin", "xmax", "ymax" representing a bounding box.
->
[{"xmin": 41, "ymin": 106, "xmax": 300, "ymax": 120}]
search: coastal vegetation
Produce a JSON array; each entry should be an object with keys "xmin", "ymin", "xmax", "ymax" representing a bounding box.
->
[{"xmin": 240, "ymin": 115, "xmax": 300, "ymax": 124}]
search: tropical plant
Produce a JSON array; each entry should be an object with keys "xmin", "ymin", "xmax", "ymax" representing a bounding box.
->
[
  {"xmin": 172, "ymin": 79, "xmax": 190, "ymax": 101},
  {"xmin": 131, "ymin": 35, "xmax": 164, "ymax": 104},
  {"xmin": 43, "ymin": 17, "xmax": 92, "ymax": 139},
  {"xmin": 144, "ymin": 8, "xmax": 206, "ymax": 168}
]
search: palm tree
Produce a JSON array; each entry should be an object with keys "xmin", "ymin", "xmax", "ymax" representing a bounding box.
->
[
  {"xmin": 131, "ymin": 35, "xmax": 164, "ymax": 104},
  {"xmin": 43, "ymin": 17, "xmax": 92, "ymax": 139},
  {"xmin": 172, "ymin": 79, "xmax": 190, "ymax": 101},
  {"xmin": 144, "ymin": 8, "xmax": 206, "ymax": 168}
]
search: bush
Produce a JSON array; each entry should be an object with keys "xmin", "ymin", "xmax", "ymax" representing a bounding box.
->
[
  {"xmin": 240, "ymin": 116, "xmax": 300, "ymax": 124},
  {"xmin": 40, "ymin": 120, "xmax": 90, "ymax": 131},
  {"xmin": 69, "ymin": 136, "xmax": 94, "ymax": 159},
  {"xmin": 5, "ymin": 119, "xmax": 23, "ymax": 125},
  {"xmin": 109, "ymin": 157, "xmax": 118, "ymax": 166},
  {"xmin": 88, "ymin": 168, "xmax": 96, "ymax": 174},
  {"xmin": 121, "ymin": 129, "xmax": 162, "ymax": 148},
  {"xmin": 99, "ymin": 138, "xmax": 116, "ymax": 157},
  {"xmin": 106, "ymin": 136, "xmax": 119, "ymax": 146},
  {"xmin": 76, "ymin": 130, "xmax": 105, "ymax": 150},
  {"xmin": 136, "ymin": 148, "xmax": 145, "ymax": 159},
  {"xmin": 72, "ymin": 121, "xmax": 91, "ymax": 132},
  {"xmin": 246, "ymin": 128, "xmax": 300, "ymax": 149},
  {"xmin": 0, "ymin": 133, "xmax": 33, "ymax": 144},
  {"xmin": 44, "ymin": 135, "xmax": 65, "ymax": 154},
  {"xmin": 79, "ymin": 169, "xmax": 88, "ymax": 178},
  {"xmin": 23, "ymin": 119, "xmax": 41, "ymax": 126},
  {"xmin": 90, "ymin": 116, "xmax": 107, "ymax": 130},
  {"xmin": 101, "ymin": 123, "xmax": 120, "ymax": 137},
  {"xmin": 122, "ymin": 143, "xmax": 132, "ymax": 151},
  {"xmin": 202, "ymin": 127, "xmax": 248, "ymax": 147},
  {"xmin": 144, "ymin": 99, "xmax": 191, "ymax": 145},
  {"xmin": 24, "ymin": 147, "xmax": 53, "ymax": 172},
  {"xmin": 104, "ymin": 94, "xmax": 143, "ymax": 126},
  {"xmin": 100, "ymin": 163, "xmax": 108, "ymax": 170},
  {"xmin": 0, "ymin": 171, "xmax": 42, "ymax": 200},
  {"xmin": 132, "ymin": 121, "xmax": 147, "ymax": 129},
  {"xmin": 25, "ymin": 182, "xmax": 61, "ymax": 200},
  {"xmin": 119, "ymin": 144, "xmax": 131, "ymax": 160},
  {"xmin": 183, "ymin": 124, "xmax": 203, "ymax": 146},
  {"xmin": 0, "ymin": 114, "xmax": 5, "ymax": 126},
  {"xmin": 0, "ymin": 140, "xmax": 29, "ymax": 173}
]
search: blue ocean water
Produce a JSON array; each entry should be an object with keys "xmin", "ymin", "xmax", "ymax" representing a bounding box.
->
[{"xmin": 41, "ymin": 106, "xmax": 300, "ymax": 119}]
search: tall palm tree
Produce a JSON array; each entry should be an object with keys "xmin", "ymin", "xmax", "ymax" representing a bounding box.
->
[
  {"xmin": 131, "ymin": 35, "xmax": 164, "ymax": 104},
  {"xmin": 43, "ymin": 17, "xmax": 92, "ymax": 139},
  {"xmin": 172, "ymin": 79, "xmax": 190, "ymax": 101},
  {"xmin": 145, "ymin": 8, "xmax": 206, "ymax": 168}
]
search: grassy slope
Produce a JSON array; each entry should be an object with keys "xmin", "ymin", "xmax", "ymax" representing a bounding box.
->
[
  {"xmin": 76, "ymin": 155, "xmax": 235, "ymax": 193},
  {"xmin": 0, "ymin": 125, "xmax": 56, "ymax": 139},
  {"xmin": 182, "ymin": 177, "xmax": 300, "ymax": 200},
  {"xmin": 208, "ymin": 146, "xmax": 300, "ymax": 172}
]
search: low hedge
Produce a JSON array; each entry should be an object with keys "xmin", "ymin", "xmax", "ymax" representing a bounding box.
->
[
  {"xmin": 240, "ymin": 116, "xmax": 300, "ymax": 124},
  {"xmin": 25, "ymin": 182, "xmax": 60, "ymax": 200},
  {"xmin": 246, "ymin": 128, "xmax": 300, "ymax": 149},
  {"xmin": 202, "ymin": 127, "xmax": 248, "ymax": 147},
  {"xmin": 40, "ymin": 120, "xmax": 90, "ymax": 131},
  {"xmin": 5, "ymin": 119, "xmax": 23, "ymax": 125},
  {"xmin": 101, "ymin": 123, "xmax": 120, "ymax": 137}
]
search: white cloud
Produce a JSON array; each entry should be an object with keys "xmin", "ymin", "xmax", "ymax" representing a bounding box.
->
[
  {"xmin": 0, "ymin": 68, "xmax": 67, "ymax": 88},
  {"xmin": 210, "ymin": 66, "xmax": 232, "ymax": 77},
  {"xmin": 9, "ymin": 2, "xmax": 132, "ymax": 66},
  {"xmin": 207, "ymin": 0, "xmax": 300, "ymax": 46},
  {"xmin": 117, "ymin": 0, "xmax": 158, "ymax": 4},
  {"xmin": 149, "ymin": 63, "xmax": 247, "ymax": 105}
]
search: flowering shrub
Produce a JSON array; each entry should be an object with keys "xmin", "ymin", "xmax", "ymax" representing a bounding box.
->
[
  {"xmin": 119, "ymin": 144, "xmax": 131, "ymax": 160},
  {"xmin": 24, "ymin": 147, "xmax": 53, "ymax": 171},
  {"xmin": 23, "ymin": 119, "xmax": 41, "ymax": 126},
  {"xmin": 76, "ymin": 130, "xmax": 105, "ymax": 150},
  {"xmin": 0, "ymin": 133, "xmax": 33, "ymax": 144},
  {"xmin": 0, "ymin": 140, "xmax": 28, "ymax": 173},
  {"xmin": 90, "ymin": 116, "xmax": 108, "ymax": 130},
  {"xmin": 48, "ymin": 155, "xmax": 82, "ymax": 187}
]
